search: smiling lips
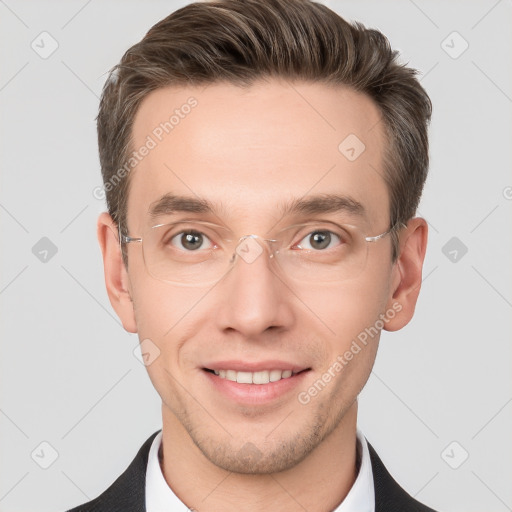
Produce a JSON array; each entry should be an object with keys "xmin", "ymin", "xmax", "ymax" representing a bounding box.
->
[
  {"xmin": 203, "ymin": 362, "xmax": 311, "ymax": 404},
  {"xmin": 204, "ymin": 360, "xmax": 310, "ymax": 385},
  {"xmin": 211, "ymin": 369, "xmax": 296, "ymax": 384}
]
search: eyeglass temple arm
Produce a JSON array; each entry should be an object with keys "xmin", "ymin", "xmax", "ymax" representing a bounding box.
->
[
  {"xmin": 365, "ymin": 221, "xmax": 407, "ymax": 243},
  {"xmin": 117, "ymin": 224, "xmax": 142, "ymax": 245},
  {"xmin": 120, "ymin": 235, "xmax": 142, "ymax": 244}
]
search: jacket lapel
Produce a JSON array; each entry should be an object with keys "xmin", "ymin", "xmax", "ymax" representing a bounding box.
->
[
  {"xmin": 367, "ymin": 440, "xmax": 437, "ymax": 512},
  {"xmin": 66, "ymin": 430, "xmax": 160, "ymax": 512}
]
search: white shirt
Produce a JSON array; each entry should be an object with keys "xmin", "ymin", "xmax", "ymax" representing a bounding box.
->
[{"xmin": 146, "ymin": 427, "xmax": 375, "ymax": 511}]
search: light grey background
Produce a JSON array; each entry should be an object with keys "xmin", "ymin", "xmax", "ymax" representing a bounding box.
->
[{"xmin": 1, "ymin": 1, "xmax": 511, "ymax": 511}]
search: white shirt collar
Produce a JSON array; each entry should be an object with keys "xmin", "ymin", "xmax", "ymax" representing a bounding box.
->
[{"xmin": 146, "ymin": 427, "xmax": 375, "ymax": 512}]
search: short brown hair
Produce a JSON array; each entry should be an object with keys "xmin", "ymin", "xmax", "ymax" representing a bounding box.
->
[{"xmin": 97, "ymin": 0, "xmax": 432, "ymax": 265}]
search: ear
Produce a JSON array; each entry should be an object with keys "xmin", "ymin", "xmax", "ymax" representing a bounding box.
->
[
  {"xmin": 97, "ymin": 212, "xmax": 137, "ymax": 333},
  {"xmin": 384, "ymin": 217, "xmax": 428, "ymax": 332}
]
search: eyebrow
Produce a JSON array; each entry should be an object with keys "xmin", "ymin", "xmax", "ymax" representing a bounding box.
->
[
  {"xmin": 148, "ymin": 192, "xmax": 366, "ymax": 220},
  {"xmin": 283, "ymin": 193, "xmax": 366, "ymax": 218},
  {"xmin": 148, "ymin": 194, "xmax": 213, "ymax": 219}
]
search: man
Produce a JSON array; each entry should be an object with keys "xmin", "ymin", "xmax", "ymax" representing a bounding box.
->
[{"xmin": 68, "ymin": 0, "xmax": 437, "ymax": 510}]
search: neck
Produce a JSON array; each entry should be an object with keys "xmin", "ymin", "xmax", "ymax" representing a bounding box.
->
[{"xmin": 159, "ymin": 402, "xmax": 359, "ymax": 512}]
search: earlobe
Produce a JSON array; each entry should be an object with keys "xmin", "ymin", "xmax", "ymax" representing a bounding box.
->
[
  {"xmin": 97, "ymin": 212, "xmax": 138, "ymax": 333},
  {"xmin": 383, "ymin": 217, "xmax": 428, "ymax": 332}
]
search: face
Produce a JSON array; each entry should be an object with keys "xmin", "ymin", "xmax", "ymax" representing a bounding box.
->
[{"xmin": 105, "ymin": 80, "xmax": 413, "ymax": 474}]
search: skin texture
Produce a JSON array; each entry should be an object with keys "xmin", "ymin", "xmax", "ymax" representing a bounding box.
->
[{"xmin": 97, "ymin": 79, "xmax": 428, "ymax": 511}]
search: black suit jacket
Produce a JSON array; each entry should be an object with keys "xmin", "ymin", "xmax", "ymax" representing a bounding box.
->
[{"xmin": 66, "ymin": 430, "xmax": 439, "ymax": 512}]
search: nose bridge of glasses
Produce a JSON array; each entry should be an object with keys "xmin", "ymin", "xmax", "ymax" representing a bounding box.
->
[{"xmin": 233, "ymin": 234, "xmax": 279, "ymax": 265}]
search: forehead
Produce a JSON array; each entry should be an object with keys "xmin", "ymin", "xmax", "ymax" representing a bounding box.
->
[{"xmin": 127, "ymin": 80, "xmax": 389, "ymax": 231}]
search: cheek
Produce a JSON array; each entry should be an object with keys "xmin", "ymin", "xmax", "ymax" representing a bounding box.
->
[
  {"xmin": 129, "ymin": 265, "xmax": 209, "ymax": 339},
  {"xmin": 129, "ymin": 277, "xmax": 218, "ymax": 372},
  {"xmin": 295, "ymin": 275, "xmax": 390, "ymax": 345},
  {"xmin": 129, "ymin": 279, "xmax": 211, "ymax": 407},
  {"xmin": 303, "ymin": 281, "xmax": 386, "ymax": 404},
  {"xmin": 295, "ymin": 273, "xmax": 390, "ymax": 395}
]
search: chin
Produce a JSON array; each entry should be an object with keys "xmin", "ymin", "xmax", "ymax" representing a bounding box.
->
[{"xmin": 191, "ymin": 422, "xmax": 327, "ymax": 475}]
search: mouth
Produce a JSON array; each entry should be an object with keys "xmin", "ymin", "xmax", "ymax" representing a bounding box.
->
[
  {"xmin": 203, "ymin": 368, "xmax": 309, "ymax": 384},
  {"xmin": 201, "ymin": 363, "xmax": 311, "ymax": 405}
]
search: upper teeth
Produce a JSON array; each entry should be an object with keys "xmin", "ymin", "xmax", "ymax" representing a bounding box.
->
[{"xmin": 213, "ymin": 369, "xmax": 294, "ymax": 384}]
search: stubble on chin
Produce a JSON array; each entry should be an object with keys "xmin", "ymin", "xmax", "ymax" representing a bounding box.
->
[{"xmin": 183, "ymin": 400, "xmax": 350, "ymax": 475}]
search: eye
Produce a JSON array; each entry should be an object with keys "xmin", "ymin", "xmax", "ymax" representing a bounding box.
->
[
  {"xmin": 169, "ymin": 230, "xmax": 213, "ymax": 251},
  {"xmin": 296, "ymin": 230, "xmax": 342, "ymax": 251}
]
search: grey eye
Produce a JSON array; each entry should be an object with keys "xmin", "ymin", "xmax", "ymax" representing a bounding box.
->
[
  {"xmin": 171, "ymin": 231, "xmax": 212, "ymax": 251},
  {"xmin": 298, "ymin": 230, "xmax": 341, "ymax": 250}
]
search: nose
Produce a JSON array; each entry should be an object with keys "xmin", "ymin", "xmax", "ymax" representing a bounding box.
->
[{"xmin": 214, "ymin": 235, "xmax": 295, "ymax": 338}]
